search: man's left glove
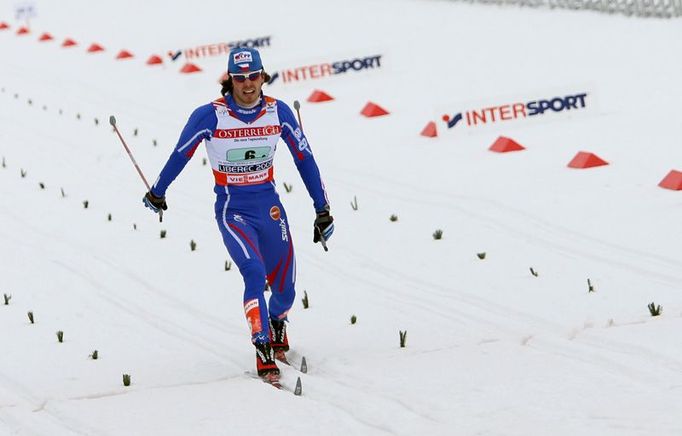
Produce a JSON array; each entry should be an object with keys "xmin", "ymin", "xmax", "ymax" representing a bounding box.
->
[
  {"xmin": 313, "ymin": 208, "xmax": 334, "ymax": 243},
  {"xmin": 143, "ymin": 190, "xmax": 168, "ymax": 213}
]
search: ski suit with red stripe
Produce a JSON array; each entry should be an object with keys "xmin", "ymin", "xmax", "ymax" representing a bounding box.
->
[{"xmin": 151, "ymin": 94, "xmax": 329, "ymax": 343}]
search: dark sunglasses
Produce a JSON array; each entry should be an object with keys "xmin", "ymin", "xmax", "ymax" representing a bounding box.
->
[{"xmin": 230, "ymin": 70, "xmax": 263, "ymax": 83}]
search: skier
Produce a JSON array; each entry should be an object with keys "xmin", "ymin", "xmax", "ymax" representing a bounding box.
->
[{"xmin": 142, "ymin": 47, "xmax": 334, "ymax": 382}]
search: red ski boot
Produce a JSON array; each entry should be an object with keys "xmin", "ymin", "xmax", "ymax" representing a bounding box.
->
[
  {"xmin": 270, "ymin": 318, "xmax": 289, "ymax": 363},
  {"xmin": 255, "ymin": 342, "xmax": 280, "ymax": 383}
]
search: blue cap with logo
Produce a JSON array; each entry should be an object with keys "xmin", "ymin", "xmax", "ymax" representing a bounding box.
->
[{"xmin": 228, "ymin": 47, "xmax": 263, "ymax": 74}]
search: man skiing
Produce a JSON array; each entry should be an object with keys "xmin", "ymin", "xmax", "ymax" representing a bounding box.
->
[{"xmin": 142, "ymin": 47, "xmax": 334, "ymax": 383}]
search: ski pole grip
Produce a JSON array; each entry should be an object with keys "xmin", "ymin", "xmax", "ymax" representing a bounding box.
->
[{"xmin": 293, "ymin": 100, "xmax": 303, "ymax": 131}]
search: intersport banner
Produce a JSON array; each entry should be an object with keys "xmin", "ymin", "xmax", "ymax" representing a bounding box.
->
[
  {"xmin": 444, "ymin": 92, "xmax": 591, "ymax": 130},
  {"xmin": 167, "ymin": 35, "xmax": 272, "ymax": 62},
  {"xmin": 266, "ymin": 54, "xmax": 383, "ymax": 86}
]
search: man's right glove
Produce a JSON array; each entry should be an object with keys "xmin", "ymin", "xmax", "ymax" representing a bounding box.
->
[
  {"xmin": 143, "ymin": 190, "xmax": 168, "ymax": 213},
  {"xmin": 313, "ymin": 208, "xmax": 334, "ymax": 244}
]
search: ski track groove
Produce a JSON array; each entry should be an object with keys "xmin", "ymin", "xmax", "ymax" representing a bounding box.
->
[
  {"xmin": 65, "ymin": 373, "xmax": 245, "ymax": 402},
  {"xmin": 317, "ymin": 242, "xmax": 682, "ymax": 379},
  {"xmin": 303, "ymin": 238, "xmax": 682, "ymax": 390},
  {"xmin": 0, "ymin": 371, "xmax": 97, "ymax": 436},
  {"xmin": 575, "ymin": 331, "xmax": 682, "ymax": 376},
  {"xmin": 311, "ymin": 370, "xmax": 441, "ymax": 427},
  {"xmin": 82, "ymin": 253, "xmax": 244, "ymax": 337},
  {"xmin": 288, "ymin": 380, "xmax": 398, "ymax": 436},
  {"xmin": 330, "ymin": 168, "xmax": 682, "ymax": 287},
  {"xmin": 0, "ymin": 203, "xmax": 237, "ymax": 342},
  {"xmin": 0, "ymin": 187, "xmax": 245, "ymax": 343},
  {"xmin": 302, "ymin": 248, "xmax": 553, "ymax": 337},
  {"xmin": 319, "ymin": 168, "xmax": 682, "ymax": 386},
  {"xmin": 528, "ymin": 337, "xmax": 670, "ymax": 387},
  {"xmin": 305, "ymin": 349, "xmax": 443, "ymax": 425},
  {"xmin": 53, "ymin": 259, "xmax": 242, "ymax": 366}
]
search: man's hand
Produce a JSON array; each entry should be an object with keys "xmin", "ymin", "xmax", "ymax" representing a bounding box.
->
[
  {"xmin": 313, "ymin": 208, "xmax": 334, "ymax": 244},
  {"xmin": 143, "ymin": 191, "xmax": 168, "ymax": 213}
]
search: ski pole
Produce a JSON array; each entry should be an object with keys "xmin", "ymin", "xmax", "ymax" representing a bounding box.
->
[
  {"xmin": 315, "ymin": 224, "xmax": 329, "ymax": 252},
  {"xmin": 109, "ymin": 115, "xmax": 163, "ymax": 222},
  {"xmin": 294, "ymin": 101, "xmax": 328, "ymax": 252}
]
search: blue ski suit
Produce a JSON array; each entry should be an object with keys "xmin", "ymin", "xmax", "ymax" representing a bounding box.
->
[{"xmin": 151, "ymin": 93, "xmax": 329, "ymax": 343}]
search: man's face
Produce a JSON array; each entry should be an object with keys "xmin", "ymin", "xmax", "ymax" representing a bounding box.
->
[{"xmin": 230, "ymin": 69, "xmax": 264, "ymax": 107}]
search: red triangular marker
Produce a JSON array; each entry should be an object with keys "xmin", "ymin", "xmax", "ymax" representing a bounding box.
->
[
  {"xmin": 146, "ymin": 55, "xmax": 163, "ymax": 65},
  {"xmin": 420, "ymin": 121, "xmax": 437, "ymax": 138},
  {"xmin": 116, "ymin": 50, "xmax": 134, "ymax": 60},
  {"xmin": 489, "ymin": 136, "xmax": 525, "ymax": 153},
  {"xmin": 180, "ymin": 63, "xmax": 202, "ymax": 73},
  {"xmin": 16, "ymin": 26, "xmax": 30, "ymax": 35},
  {"xmin": 87, "ymin": 43, "xmax": 105, "ymax": 53},
  {"xmin": 658, "ymin": 170, "xmax": 682, "ymax": 190},
  {"xmin": 38, "ymin": 32, "xmax": 54, "ymax": 41},
  {"xmin": 307, "ymin": 90, "xmax": 334, "ymax": 103},
  {"xmin": 0, "ymin": 22, "xmax": 10, "ymax": 30},
  {"xmin": 62, "ymin": 38, "xmax": 77, "ymax": 47},
  {"xmin": 567, "ymin": 151, "xmax": 608, "ymax": 169},
  {"xmin": 361, "ymin": 102, "xmax": 389, "ymax": 117}
]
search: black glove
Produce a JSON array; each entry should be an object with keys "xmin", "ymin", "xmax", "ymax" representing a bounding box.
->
[
  {"xmin": 143, "ymin": 190, "xmax": 167, "ymax": 213},
  {"xmin": 313, "ymin": 208, "xmax": 334, "ymax": 243}
]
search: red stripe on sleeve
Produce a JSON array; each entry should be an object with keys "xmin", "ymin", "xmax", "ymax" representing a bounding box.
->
[
  {"xmin": 283, "ymin": 132, "xmax": 304, "ymax": 161},
  {"xmin": 185, "ymin": 139, "xmax": 202, "ymax": 158}
]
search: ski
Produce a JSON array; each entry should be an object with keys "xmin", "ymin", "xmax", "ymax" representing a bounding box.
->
[
  {"xmin": 275, "ymin": 350, "xmax": 308, "ymax": 374},
  {"xmin": 245, "ymin": 349, "xmax": 307, "ymax": 395},
  {"xmin": 261, "ymin": 372, "xmax": 283, "ymax": 390},
  {"xmin": 245, "ymin": 371, "xmax": 302, "ymax": 396}
]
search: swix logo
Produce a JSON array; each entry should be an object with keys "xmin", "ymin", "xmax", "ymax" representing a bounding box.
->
[
  {"xmin": 268, "ymin": 54, "xmax": 382, "ymax": 85},
  {"xmin": 213, "ymin": 125, "xmax": 281, "ymax": 139},
  {"xmin": 167, "ymin": 36, "xmax": 271, "ymax": 62},
  {"xmin": 233, "ymin": 214, "xmax": 246, "ymax": 224},
  {"xmin": 445, "ymin": 92, "xmax": 589, "ymax": 129},
  {"xmin": 279, "ymin": 218, "xmax": 288, "ymax": 242}
]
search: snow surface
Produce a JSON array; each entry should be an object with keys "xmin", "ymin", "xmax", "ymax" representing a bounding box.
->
[{"xmin": 1, "ymin": 1, "xmax": 682, "ymax": 435}]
